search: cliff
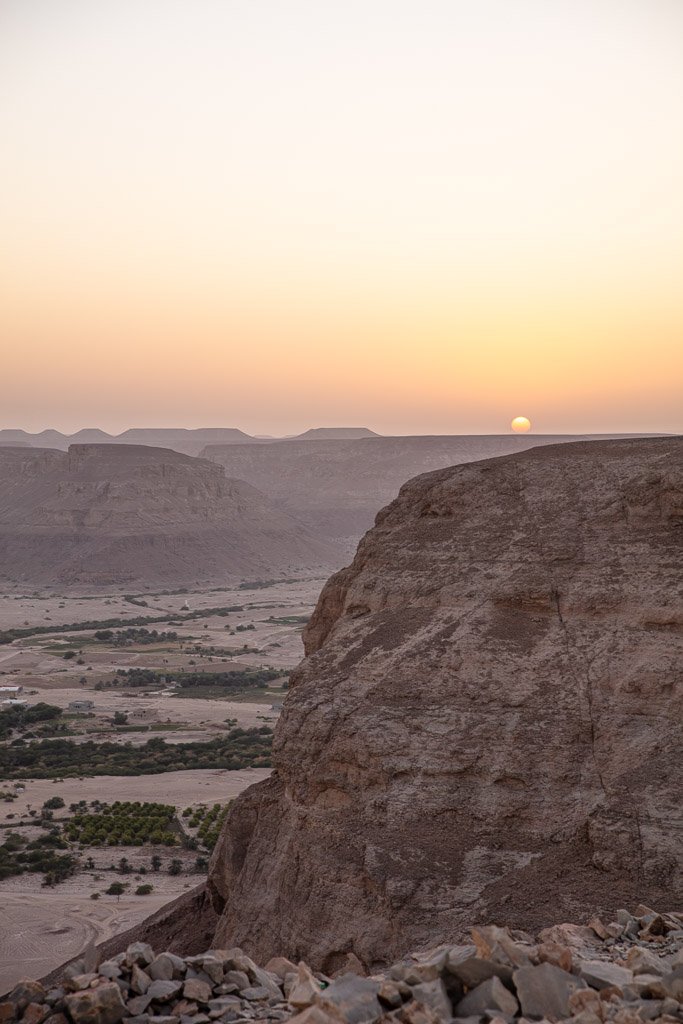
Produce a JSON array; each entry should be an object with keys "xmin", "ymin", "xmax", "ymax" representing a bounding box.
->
[
  {"xmin": 207, "ymin": 437, "xmax": 683, "ymax": 970},
  {"xmin": 0, "ymin": 444, "xmax": 335, "ymax": 587}
]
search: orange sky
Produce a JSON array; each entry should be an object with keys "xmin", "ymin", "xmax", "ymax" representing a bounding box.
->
[{"xmin": 1, "ymin": 0, "xmax": 682, "ymax": 435}]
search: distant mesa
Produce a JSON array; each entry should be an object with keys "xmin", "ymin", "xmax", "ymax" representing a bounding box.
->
[
  {"xmin": 288, "ymin": 427, "xmax": 381, "ymax": 440},
  {"xmin": 0, "ymin": 443, "xmax": 336, "ymax": 587},
  {"xmin": 0, "ymin": 427, "xmax": 259, "ymax": 457}
]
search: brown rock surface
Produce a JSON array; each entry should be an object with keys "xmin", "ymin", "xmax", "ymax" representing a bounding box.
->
[{"xmin": 208, "ymin": 437, "xmax": 683, "ymax": 969}]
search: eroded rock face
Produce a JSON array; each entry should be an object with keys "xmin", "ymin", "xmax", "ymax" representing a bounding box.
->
[{"xmin": 208, "ymin": 438, "xmax": 683, "ymax": 970}]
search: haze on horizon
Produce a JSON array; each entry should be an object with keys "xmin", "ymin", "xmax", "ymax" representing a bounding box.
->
[{"xmin": 1, "ymin": 0, "xmax": 682, "ymax": 438}]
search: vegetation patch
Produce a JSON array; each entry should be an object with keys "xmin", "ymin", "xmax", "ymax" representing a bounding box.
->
[
  {"xmin": 0, "ymin": 727, "xmax": 273, "ymax": 778},
  {"xmin": 0, "ymin": 830, "xmax": 77, "ymax": 885},
  {"xmin": 0, "ymin": 702, "xmax": 63, "ymax": 740},
  {"xmin": 65, "ymin": 800, "xmax": 177, "ymax": 846},
  {"xmin": 0, "ymin": 605, "xmax": 245, "ymax": 645}
]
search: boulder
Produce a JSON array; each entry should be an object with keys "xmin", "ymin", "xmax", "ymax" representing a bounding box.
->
[
  {"xmin": 513, "ymin": 963, "xmax": 582, "ymax": 1021},
  {"xmin": 64, "ymin": 983, "xmax": 127, "ymax": 1024},
  {"xmin": 455, "ymin": 977, "xmax": 518, "ymax": 1018}
]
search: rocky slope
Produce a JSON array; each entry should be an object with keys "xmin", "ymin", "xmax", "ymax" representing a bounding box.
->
[
  {"xmin": 0, "ymin": 445, "xmax": 335, "ymax": 587},
  {"xmin": 201, "ymin": 434, "xmax": 661, "ymax": 547},
  {"xmin": 207, "ymin": 437, "xmax": 682, "ymax": 969},
  {"xmin": 5, "ymin": 905, "xmax": 683, "ymax": 1024}
]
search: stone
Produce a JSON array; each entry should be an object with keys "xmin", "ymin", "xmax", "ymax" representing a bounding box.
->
[
  {"xmin": 0, "ymin": 1004, "xmax": 16, "ymax": 1024},
  {"xmin": 661, "ymin": 968, "xmax": 683, "ymax": 1001},
  {"xmin": 376, "ymin": 980, "xmax": 404, "ymax": 1008},
  {"xmin": 44, "ymin": 1015, "xmax": 69, "ymax": 1024},
  {"xmin": 336, "ymin": 955, "xmax": 365, "ymax": 979},
  {"xmin": 568, "ymin": 988, "xmax": 604, "ymax": 1018},
  {"xmin": 447, "ymin": 957, "xmax": 513, "ymax": 989},
  {"xmin": 127, "ymin": 996, "xmax": 154, "ymax": 1015},
  {"xmin": 238, "ymin": 989, "xmax": 271, "ymax": 1002},
  {"xmin": 64, "ymin": 975, "xmax": 99, "ymax": 993},
  {"xmin": 472, "ymin": 927, "xmax": 531, "ymax": 968},
  {"xmin": 513, "ymin": 963, "xmax": 582, "ymax": 1021},
  {"xmin": 410, "ymin": 980, "xmax": 452, "ymax": 1021},
  {"xmin": 131, "ymin": 966, "xmax": 152, "ymax": 995},
  {"xmin": 183, "ymin": 981, "xmax": 213, "ymax": 1004},
  {"xmin": 455, "ymin": 977, "xmax": 518, "ymax": 1018},
  {"xmin": 264, "ymin": 959, "xmax": 298, "ymax": 982},
  {"xmin": 625, "ymin": 948, "xmax": 668, "ymax": 977},
  {"xmin": 64, "ymin": 983, "xmax": 127, "ymax": 1024},
  {"xmin": 624, "ymin": 974, "xmax": 667, "ymax": 999},
  {"xmin": 149, "ymin": 957, "xmax": 176, "ymax": 982},
  {"xmin": 172, "ymin": 1002, "xmax": 197, "ymax": 1017},
  {"xmin": 127, "ymin": 945, "xmax": 156, "ymax": 968},
  {"xmin": 397, "ymin": 1001, "xmax": 446, "ymax": 1024},
  {"xmin": 207, "ymin": 998, "xmax": 242, "ymax": 1014},
  {"xmin": 536, "ymin": 941, "xmax": 573, "ymax": 973},
  {"xmin": 147, "ymin": 981, "xmax": 183, "ymax": 1003},
  {"xmin": 316, "ymin": 974, "xmax": 383, "ymax": 1024},
  {"xmin": 587, "ymin": 918, "xmax": 610, "ymax": 941},
  {"xmin": 289, "ymin": 965, "xmax": 322, "ymax": 1010},
  {"xmin": 7, "ymin": 982, "xmax": 46, "ymax": 1013},
  {"xmin": 635, "ymin": 1001, "xmax": 664, "ymax": 1021},
  {"xmin": 247, "ymin": 968, "xmax": 283, "ymax": 999},
  {"xmin": 223, "ymin": 974, "xmax": 250, "ymax": 992},
  {"xmin": 579, "ymin": 961, "xmax": 633, "ymax": 992},
  {"xmin": 98, "ymin": 964, "xmax": 122, "ymax": 981},
  {"xmin": 207, "ymin": 439, "xmax": 683, "ymax": 968},
  {"xmin": 22, "ymin": 1004, "xmax": 50, "ymax": 1024}
]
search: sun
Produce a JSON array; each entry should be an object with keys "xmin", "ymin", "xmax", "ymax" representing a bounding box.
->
[{"xmin": 511, "ymin": 416, "xmax": 532, "ymax": 433}]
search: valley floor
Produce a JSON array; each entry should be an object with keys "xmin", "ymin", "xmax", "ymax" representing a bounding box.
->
[{"xmin": 0, "ymin": 577, "xmax": 324, "ymax": 991}]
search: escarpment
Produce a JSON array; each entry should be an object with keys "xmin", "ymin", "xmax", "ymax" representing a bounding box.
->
[
  {"xmin": 0, "ymin": 444, "xmax": 336, "ymax": 586},
  {"xmin": 207, "ymin": 437, "xmax": 682, "ymax": 970}
]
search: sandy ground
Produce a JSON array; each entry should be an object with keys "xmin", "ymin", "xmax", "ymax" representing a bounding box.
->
[
  {"xmin": 6, "ymin": 687, "xmax": 280, "ymax": 745},
  {"xmin": 0, "ymin": 876, "xmax": 193, "ymax": 993},
  {"xmin": 0, "ymin": 767, "xmax": 271, "ymax": 824},
  {"xmin": 0, "ymin": 579, "xmax": 323, "ymax": 688},
  {"xmin": 0, "ymin": 768, "xmax": 271, "ymax": 992}
]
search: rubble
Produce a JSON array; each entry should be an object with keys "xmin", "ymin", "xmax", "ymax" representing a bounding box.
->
[{"xmin": 1, "ymin": 907, "xmax": 682, "ymax": 1024}]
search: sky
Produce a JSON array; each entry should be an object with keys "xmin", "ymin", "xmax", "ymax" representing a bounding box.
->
[{"xmin": 1, "ymin": 0, "xmax": 682, "ymax": 436}]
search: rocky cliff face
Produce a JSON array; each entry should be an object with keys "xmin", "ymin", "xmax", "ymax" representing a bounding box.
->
[{"xmin": 208, "ymin": 437, "xmax": 683, "ymax": 971}]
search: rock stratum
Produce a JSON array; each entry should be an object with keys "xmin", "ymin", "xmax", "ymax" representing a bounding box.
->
[
  {"xmin": 208, "ymin": 437, "xmax": 682, "ymax": 970},
  {"xmin": 0, "ymin": 445, "xmax": 335, "ymax": 587}
]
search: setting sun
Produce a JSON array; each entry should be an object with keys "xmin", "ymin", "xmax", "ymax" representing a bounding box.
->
[{"xmin": 511, "ymin": 416, "xmax": 532, "ymax": 433}]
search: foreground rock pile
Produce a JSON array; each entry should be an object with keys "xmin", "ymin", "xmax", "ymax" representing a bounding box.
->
[{"xmin": 3, "ymin": 906, "xmax": 683, "ymax": 1024}]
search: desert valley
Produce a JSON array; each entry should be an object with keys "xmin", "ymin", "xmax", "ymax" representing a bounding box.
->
[{"xmin": 2, "ymin": 3, "xmax": 682, "ymax": 1023}]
